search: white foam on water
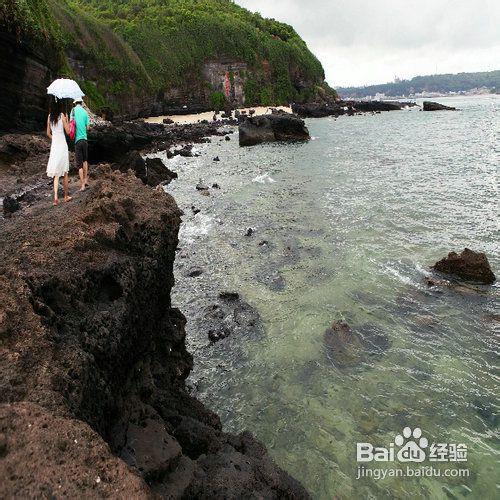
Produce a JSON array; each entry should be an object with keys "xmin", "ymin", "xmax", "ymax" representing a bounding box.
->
[
  {"xmin": 252, "ymin": 173, "xmax": 276, "ymax": 184},
  {"xmin": 179, "ymin": 213, "xmax": 214, "ymax": 244},
  {"xmin": 383, "ymin": 262, "xmax": 419, "ymax": 288}
]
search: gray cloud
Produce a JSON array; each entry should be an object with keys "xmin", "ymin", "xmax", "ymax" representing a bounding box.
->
[{"xmin": 236, "ymin": 0, "xmax": 500, "ymax": 86}]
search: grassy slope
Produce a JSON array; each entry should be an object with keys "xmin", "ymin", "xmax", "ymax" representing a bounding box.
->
[
  {"xmin": 68, "ymin": 0, "xmax": 332, "ymax": 105},
  {"xmin": 48, "ymin": 0, "xmax": 153, "ymax": 110},
  {"xmin": 1, "ymin": 0, "xmax": 334, "ymax": 113}
]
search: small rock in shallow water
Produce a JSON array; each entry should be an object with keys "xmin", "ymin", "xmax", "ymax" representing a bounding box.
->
[
  {"xmin": 245, "ymin": 227, "xmax": 254, "ymax": 237},
  {"xmin": 202, "ymin": 293, "xmax": 263, "ymax": 343},
  {"xmin": 323, "ymin": 321, "xmax": 364, "ymax": 368},
  {"xmin": 187, "ymin": 267, "xmax": 203, "ymax": 278},
  {"xmin": 219, "ymin": 291, "xmax": 240, "ymax": 301},
  {"xmin": 213, "ymin": 156, "xmax": 220, "ymax": 162},
  {"xmin": 323, "ymin": 321, "xmax": 390, "ymax": 368},
  {"xmin": 191, "ymin": 206, "xmax": 201, "ymax": 215},
  {"xmin": 432, "ymin": 248, "xmax": 496, "ymax": 284},
  {"xmin": 212, "ymin": 183, "xmax": 220, "ymax": 189},
  {"xmin": 195, "ymin": 180, "xmax": 209, "ymax": 191},
  {"xmin": 225, "ymin": 135, "xmax": 231, "ymax": 141}
]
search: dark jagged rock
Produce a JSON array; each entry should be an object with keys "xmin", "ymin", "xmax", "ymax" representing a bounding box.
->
[
  {"xmin": 0, "ymin": 31, "xmax": 60, "ymax": 133},
  {"xmin": 292, "ymin": 100, "xmax": 401, "ymax": 118},
  {"xmin": 187, "ymin": 267, "xmax": 204, "ymax": 278},
  {"xmin": 225, "ymin": 135, "xmax": 231, "ymax": 141},
  {"xmin": 116, "ymin": 150, "xmax": 147, "ymax": 183},
  {"xmin": 114, "ymin": 153, "xmax": 177, "ymax": 187},
  {"xmin": 196, "ymin": 180, "xmax": 209, "ymax": 191},
  {"xmin": 0, "ymin": 169, "xmax": 309, "ymax": 498},
  {"xmin": 213, "ymin": 156, "xmax": 220, "ymax": 162},
  {"xmin": 219, "ymin": 291, "xmax": 240, "ymax": 301},
  {"xmin": 145, "ymin": 157, "xmax": 178, "ymax": 186},
  {"xmin": 2, "ymin": 195, "xmax": 20, "ymax": 216},
  {"xmin": 163, "ymin": 118, "xmax": 175, "ymax": 124},
  {"xmin": 239, "ymin": 112, "xmax": 310, "ymax": 147},
  {"xmin": 212, "ymin": 183, "xmax": 220, "ymax": 189},
  {"xmin": 245, "ymin": 227, "xmax": 255, "ymax": 237},
  {"xmin": 350, "ymin": 100, "xmax": 401, "ymax": 111},
  {"xmin": 88, "ymin": 121, "xmax": 220, "ymax": 163},
  {"xmin": 432, "ymin": 248, "xmax": 496, "ymax": 284},
  {"xmin": 423, "ymin": 101, "xmax": 457, "ymax": 111},
  {"xmin": 292, "ymin": 102, "xmax": 345, "ymax": 118},
  {"xmin": 176, "ymin": 144, "xmax": 198, "ymax": 157}
]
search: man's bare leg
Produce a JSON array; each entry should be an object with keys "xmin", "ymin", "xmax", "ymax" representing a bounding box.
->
[
  {"xmin": 63, "ymin": 173, "xmax": 72, "ymax": 202},
  {"xmin": 84, "ymin": 161, "xmax": 89, "ymax": 186},
  {"xmin": 79, "ymin": 165, "xmax": 85, "ymax": 191}
]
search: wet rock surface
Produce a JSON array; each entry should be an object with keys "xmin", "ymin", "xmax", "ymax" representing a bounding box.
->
[
  {"xmin": 203, "ymin": 292, "xmax": 264, "ymax": 343},
  {"xmin": 2, "ymin": 196, "xmax": 20, "ymax": 216},
  {"xmin": 292, "ymin": 100, "xmax": 402, "ymax": 118},
  {"xmin": 239, "ymin": 112, "xmax": 310, "ymax": 146},
  {"xmin": 145, "ymin": 157, "xmax": 178, "ymax": 186},
  {"xmin": 0, "ymin": 169, "xmax": 309, "ymax": 498},
  {"xmin": 323, "ymin": 321, "xmax": 390, "ymax": 368},
  {"xmin": 432, "ymin": 248, "xmax": 496, "ymax": 284},
  {"xmin": 88, "ymin": 121, "xmax": 221, "ymax": 163},
  {"xmin": 423, "ymin": 101, "xmax": 457, "ymax": 111}
]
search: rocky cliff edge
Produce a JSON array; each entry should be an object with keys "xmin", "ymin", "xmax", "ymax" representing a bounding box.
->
[{"xmin": 0, "ymin": 168, "xmax": 309, "ymax": 499}]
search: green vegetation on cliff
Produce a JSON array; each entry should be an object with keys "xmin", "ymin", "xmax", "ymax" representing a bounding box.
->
[
  {"xmin": 1, "ymin": 0, "xmax": 332, "ymax": 115},
  {"xmin": 69, "ymin": 0, "xmax": 327, "ymax": 105}
]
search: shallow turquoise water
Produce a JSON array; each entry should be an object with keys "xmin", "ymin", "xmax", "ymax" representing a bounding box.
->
[{"xmin": 161, "ymin": 95, "xmax": 499, "ymax": 499}]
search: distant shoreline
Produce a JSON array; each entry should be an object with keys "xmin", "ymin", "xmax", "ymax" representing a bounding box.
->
[{"xmin": 145, "ymin": 106, "xmax": 292, "ymax": 125}]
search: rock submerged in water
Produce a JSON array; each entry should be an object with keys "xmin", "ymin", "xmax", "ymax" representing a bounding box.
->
[
  {"xmin": 432, "ymin": 248, "xmax": 496, "ymax": 284},
  {"xmin": 238, "ymin": 112, "xmax": 310, "ymax": 147},
  {"xmin": 423, "ymin": 101, "xmax": 457, "ymax": 111},
  {"xmin": 204, "ymin": 292, "xmax": 263, "ymax": 343},
  {"xmin": 324, "ymin": 321, "xmax": 363, "ymax": 368},
  {"xmin": 323, "ymin": 321, "xmax": 390, "ymax": 368}
]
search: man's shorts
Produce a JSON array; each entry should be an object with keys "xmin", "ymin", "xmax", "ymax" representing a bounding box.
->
[{"xmin": 75, "ymin": 139, "xmax": 88, "ymax": 168}]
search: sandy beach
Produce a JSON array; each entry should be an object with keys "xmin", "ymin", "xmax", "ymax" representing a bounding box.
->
[{"xmin": 145, "ymin": 106, "xmax": 292, "ymax": 125}]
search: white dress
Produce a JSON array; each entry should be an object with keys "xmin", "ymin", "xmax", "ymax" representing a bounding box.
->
[{"xmin": 46, "ymin": 115, "xmax": 69, "ymax": 177}]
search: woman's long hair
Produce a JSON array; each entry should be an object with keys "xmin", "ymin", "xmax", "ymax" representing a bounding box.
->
[{"xmin": 48, "ymin": 96, "xmax": 68, "ymax": 125}]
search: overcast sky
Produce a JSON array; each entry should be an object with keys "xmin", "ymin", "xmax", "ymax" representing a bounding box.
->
[{"xmin": 236, "ymin": 0, "xmax": 500, "ymax": 87}]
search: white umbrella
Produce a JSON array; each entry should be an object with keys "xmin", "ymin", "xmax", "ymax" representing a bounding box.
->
[{"xmin": 47, "ymin": 78, "xmax": 85, "ymax": 100}]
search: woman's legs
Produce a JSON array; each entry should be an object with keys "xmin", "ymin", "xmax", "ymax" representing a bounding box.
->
[
  {"xmin": 53, "ymin": 176, "xmax": 59, "ymax": 205},
  {"xmin": 63, "ymin": 173, "xmax": 72, "ymax": 202}
]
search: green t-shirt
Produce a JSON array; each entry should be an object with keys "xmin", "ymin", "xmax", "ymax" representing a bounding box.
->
[{"xmin": 72, "ymin": 105, "xmax": 89, "ymax": 142}]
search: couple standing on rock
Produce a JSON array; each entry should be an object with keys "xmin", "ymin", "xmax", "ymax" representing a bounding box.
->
[{"xmin": 46, "ymin": 96, "xmax": 90, "ymax": 205}]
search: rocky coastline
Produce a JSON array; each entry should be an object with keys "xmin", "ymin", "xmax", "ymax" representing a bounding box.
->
[{"xmin": 0, "ymin": 121, "xmax": 310, "ymax": 498}]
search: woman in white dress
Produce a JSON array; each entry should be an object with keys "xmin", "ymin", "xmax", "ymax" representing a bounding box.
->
[{"xmin": 46, "ymin": 97, "xmax": 71, "ymax": 205}]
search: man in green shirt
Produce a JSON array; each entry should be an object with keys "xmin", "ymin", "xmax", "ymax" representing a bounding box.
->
[{"xmin": 72, "ymin": 98, "xmax": 90, "ymax": 191}]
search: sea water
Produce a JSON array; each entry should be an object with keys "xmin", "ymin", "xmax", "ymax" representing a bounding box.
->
[{"xmin": 158, "ymin": 95, "xmax": 498, "ymax": 499}]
